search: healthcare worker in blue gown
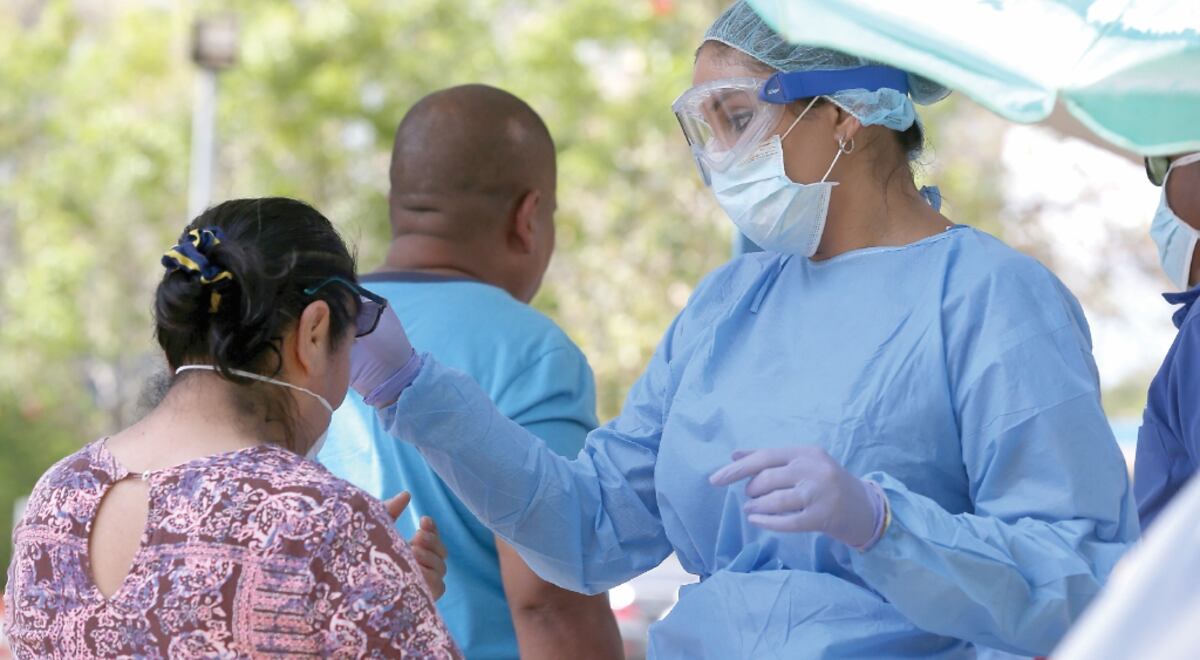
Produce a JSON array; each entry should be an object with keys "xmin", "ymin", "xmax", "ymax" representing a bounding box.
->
[
  {"xmin": 1136, "ymin": 150, "xmax": 1200, "ymax": 528},
  {"xmin": 345, "ymin": 3, "xmax": 1137, "ymax": 658}
]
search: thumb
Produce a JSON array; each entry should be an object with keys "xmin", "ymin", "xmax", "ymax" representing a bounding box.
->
[{"xmin": 383, "ymin": 491, "xmax": 412, "ymax": 522}]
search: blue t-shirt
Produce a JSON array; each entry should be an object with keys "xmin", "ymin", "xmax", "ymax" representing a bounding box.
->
[
  {"xmin": 1136, "ymin": 286, "xmax": 1200, "ymax": 528},
  {"xmin": 319, "ymin": 272, "xmax": 598, "ymax": 660}
]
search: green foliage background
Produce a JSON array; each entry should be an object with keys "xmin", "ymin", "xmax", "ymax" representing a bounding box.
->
[{"xmin": 0, "ymin": 0, "xmax": 1087, "ymax": 587}]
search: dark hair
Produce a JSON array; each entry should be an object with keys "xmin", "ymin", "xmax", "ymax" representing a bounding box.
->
[{"xmin": 154, "ymin": 197, "xmax": 357, "ymax": 447}]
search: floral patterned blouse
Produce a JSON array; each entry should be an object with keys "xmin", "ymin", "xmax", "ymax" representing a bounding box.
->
[{"xmin": 3, "ymin": 440, "xmax": 460, "ymax": 659}]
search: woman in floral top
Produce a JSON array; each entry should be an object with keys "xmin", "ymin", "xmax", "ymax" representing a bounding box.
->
[{"xmin": 3, "ymin": 198, "xmax": 459, "ymax": 659}]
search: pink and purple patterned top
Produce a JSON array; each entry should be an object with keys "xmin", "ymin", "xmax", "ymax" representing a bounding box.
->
[{"xmin": 2, "ymin": 440, "xmax": 460, "ymax": 659}]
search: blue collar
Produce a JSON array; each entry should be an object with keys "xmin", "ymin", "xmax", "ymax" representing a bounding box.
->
[
  {"xmin": 359, "ymin": 270, "xmax": 478, "ymax": 285},
  {"xmin": 1164, "ymin": 286, "xmax": 1200, "ymax": 329}
]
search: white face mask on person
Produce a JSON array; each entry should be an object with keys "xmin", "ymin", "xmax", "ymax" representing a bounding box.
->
[
  {"xmin": 709, "ymin": 98, "xmax": 848, "ymax": 258},
  {"xmin": 174, "ymin": 364, "xmax": 334, "ymax": 459},
  {"xmin": 1150, "ymin": 152, "xmax": 1200, "ymax": 291}
]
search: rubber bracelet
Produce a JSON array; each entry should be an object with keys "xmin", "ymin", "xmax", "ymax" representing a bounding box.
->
[{"xmin": 851, "ymin": 480, "xmax": 891, "ymax": 552}]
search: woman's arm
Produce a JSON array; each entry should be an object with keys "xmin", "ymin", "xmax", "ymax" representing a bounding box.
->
[
  {"xmin": 850, "ymin": 289, "xmax": 1139, "ymax": 655},
  {"xmin": 377, "ymin": 341, "xmax": 676, "ymax": 594}
]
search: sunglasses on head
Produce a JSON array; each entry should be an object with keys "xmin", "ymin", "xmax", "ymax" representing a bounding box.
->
[{"xmin": 303, "ymin": 276, "xmax": 387, "ymax": 337}]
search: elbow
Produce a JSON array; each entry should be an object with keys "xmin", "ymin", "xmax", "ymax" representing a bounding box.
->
[
  {"xmin": 509, "ymin": 582, "xmax": 599, "ymax": 614},
  {"xmin": 509, "ymin": 590, "xmax": 614, "ymax": 628}
]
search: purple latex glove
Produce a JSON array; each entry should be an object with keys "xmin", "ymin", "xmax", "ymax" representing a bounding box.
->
[
  {"xmin": 709, "ymin": 447, "xmax": 887, "ymax": 550},
  {"xmin": 350, "ymin": 305, "xmax": 422, "ymax": 407}
]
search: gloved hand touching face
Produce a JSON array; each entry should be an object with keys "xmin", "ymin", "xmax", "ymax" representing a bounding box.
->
[
  {"xmin": 709, "ymin": 447, "xmax": 888, "ymax": 550},
  {"xmin": 350, "ymin": 304, "xmax": 422, "ymax": 407}
]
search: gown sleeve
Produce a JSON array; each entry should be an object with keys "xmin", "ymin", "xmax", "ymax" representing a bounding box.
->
[
  {"xmin": 497, "ymin": 345, "xmax": 598, "ymax": 459},
  {"xmin": 850, "ymin": 265, "xmax": 1140, "ymax": 656},
  {"xmin": 376, "ymin": 320, "xmax": 683, "ymax": 594}
]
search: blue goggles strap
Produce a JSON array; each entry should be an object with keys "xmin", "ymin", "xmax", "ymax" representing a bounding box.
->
[{"xmin": 759, "ymin": 66, "xmax": 910, "ymax": 104}]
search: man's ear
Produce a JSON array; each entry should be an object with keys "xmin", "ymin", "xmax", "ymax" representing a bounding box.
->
[{"xmin": 508, "ymin": 189, "xmax": 541, "ymax": 254}]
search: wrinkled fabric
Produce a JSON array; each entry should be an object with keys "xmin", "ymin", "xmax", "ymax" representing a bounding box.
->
[
  {"xmin": 383, "ymin": 226, "xmax": 1137, "ymax": 658},
  {"xmin": 1135, "ymin": 285, "xmax": 1200, "ymax": 528},
  {"xmin": 3, "ymin": 441, "xmax": 458, "ymax": 659},
  {"xmin": 744, "ymin": 0, "xmax": 1200, "ymax": 156},
  {"xmin": 1055, "ymin": 473, "xmax": 1200, "ymax": 660}
]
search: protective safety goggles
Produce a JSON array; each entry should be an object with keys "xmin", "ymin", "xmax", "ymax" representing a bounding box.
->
[
  {"xmin": 1146, "ymin": 155, "xmax": 1176, "ymax": 187},
  {"xmin": 303, "ymin": 276, "xmax": 388, "ymax": 337},
  {"xmin": 1147, "ymin": 153, "xmax": 1200, "ymax": 187},
  {"xmin": 671, "ymin": 66, "xmax": 910, "ymax": 184},
  {"xmin": 672, "ymin": 77, "xmax": 785, "ymax": 185}
]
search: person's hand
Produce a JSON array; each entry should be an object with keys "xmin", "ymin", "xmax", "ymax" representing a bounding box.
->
[
  {"xmin": 384, "ymin": 491, "xmax": 449, "ymax": 600},
  {"xmin": 351, "ymin": 305, "xmax": 421, "ymax": 407},
  {"xmin": 410, "ymin": 516, "xmax": 447, "ymax": 601},
  {"xmin": 709, "ymin": 447, "xmax": 885, "ymax": 549}
]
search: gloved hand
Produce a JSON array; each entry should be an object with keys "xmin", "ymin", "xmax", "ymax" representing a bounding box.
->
[
  {"xmin": 350, "ymin": 304, "xmax": 422, "ymax": 407},
  {"xmin": 709, "ymin": 447, "xmax": 887, "ymax": 550}
]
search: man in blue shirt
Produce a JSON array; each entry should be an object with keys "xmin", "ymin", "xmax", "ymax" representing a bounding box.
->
[
  {"xmin": 1137, "ymin": 151, "xmax": 1200, "ymax": 527},
  {"xmin": 320, "ymin": 85, "xmax": 622, "ymax": 659}
]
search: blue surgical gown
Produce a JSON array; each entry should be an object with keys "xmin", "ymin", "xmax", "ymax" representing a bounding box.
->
[
  {"xmin": 1135, "ymin": 286, "xmax": 1200, "ymax": 528},
  {"xmin": 382, "ymin": 226, "xmax": 1138, "ymax": 658}
]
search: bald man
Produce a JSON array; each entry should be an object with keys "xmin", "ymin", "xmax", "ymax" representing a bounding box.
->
[{"xmin": 319, "ymin": 85, "xmax": 623, "ymax": 660}]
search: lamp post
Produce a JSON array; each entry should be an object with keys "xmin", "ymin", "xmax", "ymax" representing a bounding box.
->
[{"xmin": 187, "ymin": 14, "xmax": 238, "ymax": 221}]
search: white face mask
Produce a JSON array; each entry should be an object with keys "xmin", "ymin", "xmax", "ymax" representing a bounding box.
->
[
  {"xmin": 710, "ymin": 98, "xmax": 846, "ymax": 258},
  {"xmin": 174, "ymin": 365, "xmax": 334, "ymax": 458},
  {"xmin": 1150, "ymin": 152, "xmax": 1200, "ymax": 291}
]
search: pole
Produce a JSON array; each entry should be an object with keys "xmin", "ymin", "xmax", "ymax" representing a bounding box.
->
[{"xmin": 187, "ymin": 68, "xmax": 218, "ymax": 220}]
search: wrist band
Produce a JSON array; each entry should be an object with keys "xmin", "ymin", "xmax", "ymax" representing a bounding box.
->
[{"xmin": 852, "ymin": 480, "xmax": 891, "ymax": 552}]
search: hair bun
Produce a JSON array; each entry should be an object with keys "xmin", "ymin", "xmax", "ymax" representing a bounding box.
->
[{"xmin": 161, "ymin": 226, "xmax": 235, "ymax": 313}]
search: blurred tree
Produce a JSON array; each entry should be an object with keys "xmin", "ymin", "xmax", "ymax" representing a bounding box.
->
[
  {"xmin": 203, "ymin": 0, "xmax": 739, "ymax": 415},
  {"xmin": 0, "ymin": 396, "xmax": 82, "ymax": 585},
  {"xmin": 0, "ymin": 0, "xmax": 740, "ymax": 591},
  {"xmin": 0, "ymin": 1, "xmax": 195, "ymax": 586}
]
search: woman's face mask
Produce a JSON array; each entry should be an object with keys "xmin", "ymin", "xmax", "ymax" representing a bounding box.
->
[{"xmin": 708, "ymin": 98, "xmax": 848, "ymax": 257}]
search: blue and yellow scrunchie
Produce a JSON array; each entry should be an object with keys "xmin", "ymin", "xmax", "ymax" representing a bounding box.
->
[{"xmin": 161, "ymin": 227, "xmax": 234, "ymax": 313}]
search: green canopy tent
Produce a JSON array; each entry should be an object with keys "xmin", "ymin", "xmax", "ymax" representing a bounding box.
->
[{"xmin": 745, "ymin": 0, "xmax": 1200, "ymax": 156}]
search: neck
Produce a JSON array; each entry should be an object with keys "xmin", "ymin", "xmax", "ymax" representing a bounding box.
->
[
  {"xmin": 812, "ymin": 163, "xmax": 949, "ymax": 260},
  {"xmin": 105, "ymin": 375, "xmax": 267, "ymax": 474},
  {"xmin": 380, "ymin": 235, "xmax": 529, "ymax": 301}
]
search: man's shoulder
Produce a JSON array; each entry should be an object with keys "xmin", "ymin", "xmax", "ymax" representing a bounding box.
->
[
  {"xmin": 366, "ymin": 275, "xmax": 596, "ymax": 451},
  {"xmin": 376, "ymin": 278, "xmax": 587, "ymax": 374}
]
